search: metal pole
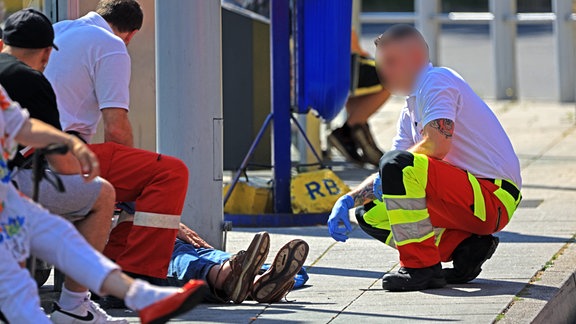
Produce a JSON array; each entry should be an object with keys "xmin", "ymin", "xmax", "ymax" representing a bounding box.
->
[
  {"xmin": 553, "ymin": 0, "xmax": 575, "ymax": 102},
  {"xmin": 223, "ymin": 113, "xmax": 273, "ymax": 206},
  {"xmin": 296, "ymin": 114, "xmax": 322, "ymax": 166},
  {"xmin": 270, "ymin": 0, "xmax": 292, "ymax": 213},
  {"xmin": 352, "ymin": 0, "xmax": 362, "ymax": 35},
  {"xmin": 155, "ymin": 0, "xmax": 224, "ymax": 248},
  {"xmin": 415, "ymin": 0, "xmax": 440, "ymax": 65},
  {"xmin": 490, "ymin": 0, "xmax": 518, "ymax": 100}
]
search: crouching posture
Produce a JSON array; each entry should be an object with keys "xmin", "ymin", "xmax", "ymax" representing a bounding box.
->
[
  {"xmin": 328, "ymin": 25, "xmax": 522, "ymax": 291},
  {"xmin": 0, "ymin": 88, "xmax": 205, "ymax": 323}
]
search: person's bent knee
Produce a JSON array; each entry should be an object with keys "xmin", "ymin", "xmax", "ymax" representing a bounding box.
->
[
  {"xmin": 99, "ymin": 178, "xmax": 116, "ymax": 201},
  {"xmin": 379, "ymin": 150, "xmax": 415, "ymax": 195},
  {"xmin": 159, "ymin": 155, "xmax": 189, "ymax": 181}
]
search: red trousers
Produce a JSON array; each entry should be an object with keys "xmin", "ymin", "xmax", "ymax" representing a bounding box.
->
[
  {"xmin": 422, "ymin": 158, "xmax": 511, "ymax": 266},
  {"xmin": 377, "ymin": 151, "xmax": 518, "ymax": 268},
  {"xmin": 91, "ymin": 143, "xmax": 189, "ymax": 278}
]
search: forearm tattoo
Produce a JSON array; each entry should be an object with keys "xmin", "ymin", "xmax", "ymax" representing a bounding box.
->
[
  {"xmin": 350, "ymin": 175, "xmax": 378, "ymax": 207},
  {"xmin": 429, "ymin": 118, "xmax": 454, "ymax": 139}
]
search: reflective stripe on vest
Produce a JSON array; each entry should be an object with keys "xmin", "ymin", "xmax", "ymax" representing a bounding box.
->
[{"xmin": 134, "ymin": 212, "xmax": 181, "ymax": 229}]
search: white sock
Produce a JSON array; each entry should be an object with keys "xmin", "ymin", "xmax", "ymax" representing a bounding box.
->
[
  {"xmin": 124, "ymin": 279, "xmax": 180, "ymax": 311},
  {"xmin": 59, "ymin": 286, "xmax": 89, "ymax": 311}
]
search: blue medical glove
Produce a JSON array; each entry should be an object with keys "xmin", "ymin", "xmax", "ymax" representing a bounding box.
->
[
  {"xmin": 373, "ymin": 174, "xmax": 383, "ymax": 202},
  {"xmin": 327, "ymin": 195, "xmax": 354, "ymax": 242}
]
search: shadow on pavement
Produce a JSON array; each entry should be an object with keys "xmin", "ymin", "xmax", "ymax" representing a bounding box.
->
[
  {"xmin": 232, "ymin": 225, "xmax": 374, "ymax": 240},
  {"xmin": 496, "ymin": 231, "xmax": 573, "ymax": 243},
  {"xmin": 419, "ymin": 278, "xmax": 557, "ymax": 301},
  {"xmin": 306, "ymin": 266, "xmax": 383, "ymax": 279},
  {"xmin": 263, "ymin": 303, "xmax": 458, "ymax": 322}
]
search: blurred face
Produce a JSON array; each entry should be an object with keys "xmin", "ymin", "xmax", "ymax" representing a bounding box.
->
[{"xmin": 375, "ymin": 38, "xmax": 428, "ymax": 96}]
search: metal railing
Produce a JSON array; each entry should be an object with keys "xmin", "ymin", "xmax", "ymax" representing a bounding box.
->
[{"xmin": 360, "ymin": 0, "xmax": 575, "ymax": 102}]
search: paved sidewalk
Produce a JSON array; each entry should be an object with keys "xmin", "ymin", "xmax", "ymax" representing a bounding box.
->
[{"xmin": 103, "ymin": 99, "xmax": 576, "ymax": 323}]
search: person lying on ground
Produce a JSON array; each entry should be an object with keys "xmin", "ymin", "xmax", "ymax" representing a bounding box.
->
[{"xmin": 168, "ymin": 228, "xmax": 310, "ymax": 304}]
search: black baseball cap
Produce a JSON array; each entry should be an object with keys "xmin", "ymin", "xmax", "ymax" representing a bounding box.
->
[{"xmin": 2, "ymin": 8, "xmax": 58, "ymax": 50}]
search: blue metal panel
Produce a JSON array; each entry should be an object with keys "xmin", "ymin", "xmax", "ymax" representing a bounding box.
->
[
  {"xmin": 271, "ymin": 0, "xmax": 292, "ymax": 213},
  {"xmin": 294, "ymin": 0, "xmax": 352, "ymax": 121}
]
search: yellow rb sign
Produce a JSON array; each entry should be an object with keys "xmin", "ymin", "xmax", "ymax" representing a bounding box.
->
[{"xmin": 291, "ymin": 169, "xmax": 350, "ymax": 214}]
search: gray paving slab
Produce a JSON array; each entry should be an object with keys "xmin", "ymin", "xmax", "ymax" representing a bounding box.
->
[
  {"xmin": 38, "ymin": 98, "xmax": 576, "ymax": 324},
  {"xmin": 499, "ymin": 241, "xmax": 576, "ymax": 324}
]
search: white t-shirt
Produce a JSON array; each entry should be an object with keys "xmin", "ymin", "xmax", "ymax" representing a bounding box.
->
[
  {"xmin": 45, "ymin": 12, "xmax": 131, "ymax": 143},
  {"xmin": 391, "ymin": 63, "xmax": 522, "ymax": 188}
]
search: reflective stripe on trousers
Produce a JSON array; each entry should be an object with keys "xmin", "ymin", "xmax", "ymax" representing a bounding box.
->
[
  {"xmin": 491, "ymin": 179, "xmax": 522, "ymax": 219},
  {"xmin": 362, "ymin": 200, "xmax": 446, "ymax": 249},
  {"xmin": 384, "ymin": 153, "xmax": 434, "ymax": 247},
  {"xmin": 468, "ymin": 175, "xmax": 521, "ymax": 223},
  {"xmin": 134, "ymin": 212, "xmax": 181, "ymax": 229}
]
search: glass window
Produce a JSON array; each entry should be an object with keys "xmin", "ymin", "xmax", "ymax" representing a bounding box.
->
[{"xmin": 2, "ymin": 0, "xmax": 46, "ymax": 23}]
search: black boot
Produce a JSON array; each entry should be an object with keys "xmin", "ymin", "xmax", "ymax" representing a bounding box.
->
[
  {"xmin": 328, "ymin": 124, "xmax": 364, "ymax": 164},
  {"xmin": 350, "ymin": 123, "xmax": 384, "ymax": 166},
  {"xmin": 443, "ymin": 234, "xmax": 499, "ymax": 284},
  {"xmin": 382, "ymin": 263, "xmax": 446, "ymax": 292}
]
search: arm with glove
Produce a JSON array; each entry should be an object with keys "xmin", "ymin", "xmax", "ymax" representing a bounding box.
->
[{"xmin": 327, "ymin": 172, "xmax": 383, "ymax": 242}]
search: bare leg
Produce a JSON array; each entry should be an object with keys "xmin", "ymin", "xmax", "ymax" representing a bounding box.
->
[
  {"xmin": 63, "ymin": 180, "xmax": 116, "ymax": 293},
  {"xmin": 345, "ymin": 89, "xmax": 391, "ymax": 126},
  {"xmin": 206, "ymin": 263, "xmax": 232, "ymax": 290},
  {"xmin": 100, "ymin": 270, "xmax": 134, "ymax": 299},
  {"xmin": 100, "ymin": 269, "xmax": 207, "ymax": 314}
]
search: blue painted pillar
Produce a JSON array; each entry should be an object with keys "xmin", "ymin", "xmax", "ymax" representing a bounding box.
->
[{"xmin": 270, "ymin": 0, "xmax": 292, "ymax": 213}]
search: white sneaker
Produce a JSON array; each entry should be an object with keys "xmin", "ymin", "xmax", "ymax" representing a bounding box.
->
[{"xmin": 50, "ymin": 298, "xmax": 128, "ymax": 324}]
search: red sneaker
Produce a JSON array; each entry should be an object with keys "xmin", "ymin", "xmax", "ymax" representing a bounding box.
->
[{"xmin": 139, "ymin": 280, "xmax": 207, "ymax": 324}]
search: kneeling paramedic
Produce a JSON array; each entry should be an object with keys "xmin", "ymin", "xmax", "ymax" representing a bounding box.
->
[{"xmin": 327, "ymin": 24, "xmax": 522, "ymax": 292}]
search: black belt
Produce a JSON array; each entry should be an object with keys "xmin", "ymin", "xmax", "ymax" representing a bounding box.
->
[
  {"xmin": 486, "ymin": 179, "xmax": 521, "ymax": 202},
  {"xmin": 66, "ymin": 131, "xmax": 88, "ymax": 144}
]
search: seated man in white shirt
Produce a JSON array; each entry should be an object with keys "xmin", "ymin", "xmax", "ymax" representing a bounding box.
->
[
  {"xmin": 327, "ymin": 25, "xmax": 522, "ymax": 292},
  {"xmin": 45, "ymin": 0, "xmax": 191, "ymax": 290}
]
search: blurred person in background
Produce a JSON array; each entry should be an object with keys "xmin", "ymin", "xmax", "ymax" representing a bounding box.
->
[
  {"xmin": 328, "ymin": 30, "xmax": 391, "ymax": 167},
  {"xmin": 223, "ymin": 0, "xmax": 390, "ymax": 166}
]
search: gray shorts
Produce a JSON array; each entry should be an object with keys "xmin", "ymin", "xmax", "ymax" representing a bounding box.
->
[{"xmin": 12, "ymin": 169, "xmax": 103, "ymax": 220}]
